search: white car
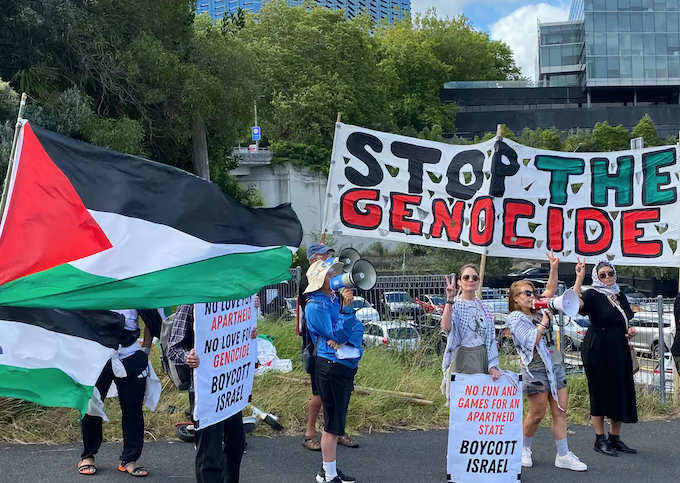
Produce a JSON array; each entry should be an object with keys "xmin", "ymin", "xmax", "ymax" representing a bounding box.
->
[
  {"xmin": 363, "ymin": 321, "xmax": 421, "ymax": 350},
  {"xmin": 351, "ymin": 296, "xmax": 380, "ymax": 322}
]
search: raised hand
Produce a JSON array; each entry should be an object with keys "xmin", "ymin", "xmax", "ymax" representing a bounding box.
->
[
  {"xmin": 445, "ymin": 274, "xmax": 457, "ymax": 299},
  {"xmin": 547, "ymin": 249, "xmax": 560, "ymax": 271},
  {"xmin": 575, "ymin": 257, "xmax": 586, "ymax": 279}
]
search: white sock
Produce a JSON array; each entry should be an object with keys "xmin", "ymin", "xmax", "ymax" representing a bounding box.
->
[
  {"xmin": 523, "ymin": 435, "xmax": 533, "ymax": 449},
  {"xmin": 323, "ymin": 460, "xmax": 337, "ymax": 480}
]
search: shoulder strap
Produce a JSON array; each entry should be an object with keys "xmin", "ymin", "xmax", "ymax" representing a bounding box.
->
[{"xmin": 607, "ymin": 295, "xmax": 629, "ymax": 329}]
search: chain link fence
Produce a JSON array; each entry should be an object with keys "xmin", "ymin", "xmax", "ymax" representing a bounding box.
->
[{"xmin": 258, "ymin": 269, "xmax": 677, "ymax": 402}]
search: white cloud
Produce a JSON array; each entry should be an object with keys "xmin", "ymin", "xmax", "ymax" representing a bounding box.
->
[
  {"xmin": 490, "ymin": 3, "xmax": 568, "ymax": 80},
  {"xmin": 410, "ymin": 0, "xmax": 470, "ymax": 18}
]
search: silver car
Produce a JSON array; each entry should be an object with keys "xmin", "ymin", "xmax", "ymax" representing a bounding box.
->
[{"xmin": 363, "ymin": 321, "xmax": 421, "ymax": 350}]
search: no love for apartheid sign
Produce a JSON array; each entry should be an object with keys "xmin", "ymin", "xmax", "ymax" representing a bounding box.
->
[
  {"xmin": 323, "ymin": 123, "xmax": 680, "ymax": 266},
  {"xmin": 447, "ymin": 373, "xmax": 523, "ymax": 483},
  {"xmin": 193, "ymin": 298, "xmax": 257, "ymax": 429}
]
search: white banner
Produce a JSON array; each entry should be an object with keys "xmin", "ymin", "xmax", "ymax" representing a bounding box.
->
[
  {"xmin": 447, "ymin": 373, "xmax": 522, "ymax": 483},
  {"xmin": 324, "ymin": 123, "xmax": 680, "ymax": 266},
  {"xmin": 193, "ymin": 298, "xmax": 257, "ymax": 430}
]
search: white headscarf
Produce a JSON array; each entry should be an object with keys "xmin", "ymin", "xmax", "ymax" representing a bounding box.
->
[{"xmin": 591, "ymin": 260, "xmax": 620, "ymax": 297}]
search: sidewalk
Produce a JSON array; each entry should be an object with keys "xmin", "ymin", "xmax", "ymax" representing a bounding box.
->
[{"xmin": 1, "ymin": 419, "xmax": 676, "ymax": 483}]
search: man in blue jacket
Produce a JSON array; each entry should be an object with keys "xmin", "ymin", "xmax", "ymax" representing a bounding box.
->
[{"xmin": 304, "ymin": 259, "xmax": 364, "ymax": 483}]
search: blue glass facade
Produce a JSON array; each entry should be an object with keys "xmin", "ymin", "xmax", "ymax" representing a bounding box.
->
[
  {"xmin": 542, "ymin": 0, "xmax": 680, "ymax": 86},
  {"xmin": 195, "ymin": 0, "xmax": 411, "ymax": 23}
]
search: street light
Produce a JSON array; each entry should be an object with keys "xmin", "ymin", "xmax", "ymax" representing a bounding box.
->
[{"xmin": 572, "ymin": 142, "xmax": 583, "ymax": 152}]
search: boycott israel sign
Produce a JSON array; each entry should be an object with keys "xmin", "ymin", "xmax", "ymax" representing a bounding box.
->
[
  {"xmin": 193, "ymin": 298, "xmax": 256, "ymax": 429},
  {"xmin": 447, "ymin": 373, "xmax": 522, "ymax": 483},
  {"xmin": 324, "ymin": 123, "xmax": 680, "ymax": 266}
]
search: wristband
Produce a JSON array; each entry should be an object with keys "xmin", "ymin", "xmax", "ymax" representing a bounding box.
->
[
  {"xmin": 446, "ymin": 299, "xmax": 455, "ymax": 305},
  {"xmin": 537, "ymin": 325, "xmax": 547, "ymax": 335}
]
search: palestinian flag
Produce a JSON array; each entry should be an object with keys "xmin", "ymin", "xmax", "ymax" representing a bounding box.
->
[
  {"xmin": 0, "ymin": 121, "xmax": 303, "ymax": 310},
  {"xmin": 0, "ymin": 307, "xmax": 124, "ymax": 415}
]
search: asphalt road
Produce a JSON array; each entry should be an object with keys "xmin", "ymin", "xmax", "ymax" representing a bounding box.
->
[{"xmin": 1, "ymin": 419, "xmax": 678, "ymax": 483}]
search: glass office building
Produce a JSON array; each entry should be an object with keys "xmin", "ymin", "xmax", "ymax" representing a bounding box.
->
[
  {"xmin": 195, "ymin": 0, "xmax": 411, "ymax": 23},
  {"xmin": 537, "ymin": 21, "xmax": 586, "ymax": 86},
  {"xmin": 541, "ymin": 0, "xmax": 680, "ymax": 87}
]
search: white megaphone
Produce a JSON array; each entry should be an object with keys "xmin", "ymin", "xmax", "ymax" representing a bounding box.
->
[
  {"xmin": 336, "ymin": 247, "xmax": 361, "ymax": 273},
  {"xmin": 329, "ymin": 259, "xmax": 377, "ymax": 291},
  {"xmin": 533, "ymin": 289, "xmax": 580, "ymax": 317}
]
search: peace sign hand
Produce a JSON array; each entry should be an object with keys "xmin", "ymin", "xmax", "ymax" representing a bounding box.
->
[
  {"xmin": 546, "ymin": 249, "xmax": 560, "ymax": 270},
  {"xmin": 444, "ymin": 274, "xmax": 457, "ymax": 299},
  {"xmin": 575, "ymin": 257, "xmax": 586, "ymax": 280}
]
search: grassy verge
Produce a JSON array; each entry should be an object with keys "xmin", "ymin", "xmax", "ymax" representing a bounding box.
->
[{"xmin": 1, "ymin": 315, "xmax": 678, "ymax": 444}]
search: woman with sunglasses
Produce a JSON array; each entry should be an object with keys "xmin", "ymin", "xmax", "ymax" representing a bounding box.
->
[
  {"xmin": 507, "ymin": 251, "xmax": 587, "ymax": 472},
  {"xmin": 440, "ymin": 263, "xmax": 502, "ymax": 406},
  {"xmin": 574, "ymin": 259, "xmax": 638, "ymax": 457}
]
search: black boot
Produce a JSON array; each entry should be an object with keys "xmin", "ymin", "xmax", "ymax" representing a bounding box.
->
[
  {"xmin": 594, "ymin": 434, "xmax": 618, "ymax": 456},
  {"xmin": 608, "ymin": 434, "xmax": 637, "ymax": 454}
]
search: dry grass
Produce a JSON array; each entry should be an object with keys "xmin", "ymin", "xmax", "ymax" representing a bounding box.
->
[{"xmin": 1, "ymin": 316, "xmax": 678, "ymax": 444}]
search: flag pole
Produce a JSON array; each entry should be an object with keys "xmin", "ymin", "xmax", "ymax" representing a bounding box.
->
[
  {"xmin": 477, "ymin": 124, "xmax": 502, "ymax": 297},
  {"xmin": 0, "ymin": 92, "xmax": 27, "ymax": 224},
  {"xmin": 320, "ymin": 111, "xmax": 342, "ymax": 245}
]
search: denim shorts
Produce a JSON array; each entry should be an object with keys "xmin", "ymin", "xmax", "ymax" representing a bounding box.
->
[{"xmin": 522, "ymin": 364, "xmax": 567, "ymax": 396}]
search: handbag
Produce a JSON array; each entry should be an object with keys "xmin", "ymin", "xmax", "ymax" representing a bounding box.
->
[{"xmin": 607, "ymin": 295, "xmax": 639, "ymax": 374}]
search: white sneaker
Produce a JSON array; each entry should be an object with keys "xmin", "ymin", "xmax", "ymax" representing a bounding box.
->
[
  {"xmin": 521, "ymin": 447, "xmax": 533, "ymax": 467},
  {"xmin": 555, "ymin": 451, "xmax": 588, "ymax": 471}
]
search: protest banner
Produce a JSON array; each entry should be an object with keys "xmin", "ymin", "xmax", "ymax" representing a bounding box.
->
[
  {"xmin": 193, "ymin": 297, "xmax": 257, "ymax": 429},
  {"xmin": 447, "ymin": 373, "xmax": 522, "ymax": 483},
  {"xmin": 323, "ymin": 123, "xmax": 680, "ymax": 266}
]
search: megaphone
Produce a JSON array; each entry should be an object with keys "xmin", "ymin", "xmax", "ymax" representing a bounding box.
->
[
  {"xmin": 329, "ymin": 259, "xmax": 377, "ymax": 291},
  {"xmin": 533, "ymin": 289, "xmax": 580, "ymax": 317},
  {"xmin": 336, "ymin": 247, "xmax": 361, "ymax": 273}
]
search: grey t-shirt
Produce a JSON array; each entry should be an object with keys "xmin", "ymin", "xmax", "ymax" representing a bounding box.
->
[{"xmin": 527, "ymin": 312, "xmax": 563, "ymax": 371}]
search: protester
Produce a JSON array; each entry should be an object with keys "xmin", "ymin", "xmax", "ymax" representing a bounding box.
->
[
  {"xmin": 305, "ymin": 259, "xmax": 364, "ymax": 483},
  {"xmin": 168, "ymin": 303, "xmax": 258, "ymax": 483},
  {"xmin": 299, "ymin": 243, "xmax": 360, "ymax": 451},
  {"xmin": 440, "ymin": 263, "xmax": 502, "ymax": 405},
  {"xmin": 507, "ymin": 251, "xmax": 587, "ymax": 472},
  {"xmin": 673, "ymin": 293, "xmax": 680, "ymax": 374},
  {"xmin": 574, "ymin": 259, "xmax": 638, "ymax": 456},
  {"xmin": 78, "ymin": 310, "xmax": 152, "ymax": 477}
]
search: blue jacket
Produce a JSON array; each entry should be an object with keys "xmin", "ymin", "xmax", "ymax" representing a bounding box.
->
[{"xmin": 305, "ymin": 291, "xmax": 364, "ymax": 369}]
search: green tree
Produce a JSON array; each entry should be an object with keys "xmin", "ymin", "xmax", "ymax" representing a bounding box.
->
[
  {"xmin": 592, "ymin": 121, "xmax": 630, "ymax": 151},
  {"xmin": 563, "ymin": 128, "xmax": 595, "ymax": 152},
  {"xmin": 519, "ymin": 127, "xmax": 563, "ymax": 151},
  {"xmin": 631, "ymin": 114, "xmax": 661, "ymax": 147}
]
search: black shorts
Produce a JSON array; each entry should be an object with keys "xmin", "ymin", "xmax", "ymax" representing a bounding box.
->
[
  {"xmin": 310, "ymin": 363, "xmax": 319, "ymax": 396},
  {"xmin": 314, "ymin": 356, "xmax": 357, "ymax": 436}
]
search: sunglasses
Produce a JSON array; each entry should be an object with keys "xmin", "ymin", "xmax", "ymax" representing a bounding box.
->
[
  {"xmin": 598, "ymin": 270, "xmax": 615, "ymax": 280},
  {"xmin": 462, "ymin": 274, "xmax": 480, "ymax": 282},
  {"xmin": 521, "ymin": 290, "xmax": 536, "ymax": 298}
]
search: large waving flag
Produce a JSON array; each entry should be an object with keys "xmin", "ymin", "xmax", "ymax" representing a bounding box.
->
[
  {"xmin": 0, "ymin": 307, "xmax": 124, "ymax": 415},
  {"xmin": 0, "ymin": 121, "xmax": 303, "ymax": 309}
]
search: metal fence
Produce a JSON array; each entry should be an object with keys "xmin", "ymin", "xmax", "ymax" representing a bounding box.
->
[{"xmin": 258, "ymin": 269, "xmax": 677, "ymax": 402}]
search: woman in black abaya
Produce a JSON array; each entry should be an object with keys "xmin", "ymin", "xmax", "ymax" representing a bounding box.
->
[{"xmin": 574, "ymin": 259, "xmax": 638, "ymax": 458}]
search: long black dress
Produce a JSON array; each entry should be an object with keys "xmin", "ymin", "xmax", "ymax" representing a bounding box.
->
[{"xmin": 580, "ymin": 289, "xmax": 638, "ymax": 423}]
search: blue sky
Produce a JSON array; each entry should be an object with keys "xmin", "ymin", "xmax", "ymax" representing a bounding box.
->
[{"xmin": 410, "ymin": 1, "xmax": 571, "ymax": 79}]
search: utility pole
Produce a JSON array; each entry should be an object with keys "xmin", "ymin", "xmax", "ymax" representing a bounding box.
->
[{"xmin": 254, "ymin": 101, "xmax": 259, "ymax": 150}]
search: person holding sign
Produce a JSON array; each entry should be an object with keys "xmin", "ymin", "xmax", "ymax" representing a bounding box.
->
[
  {"xmin": 507, "ymin": 251, "xmax": 587, "ymax": 472},
  {"xmin": 305, "ymin": 259, "xmax": 364, "ymax": 483},
  {"xmin": 440, "ymin": 263, "xmax": 502, "ymax": 406},
  {"xmin": 167, "ymin": 303, "xmax": 258, "ymax": 483},
  {"xmin": 573, "ymin": 259, "xmax": 638, "ymax": 457}
]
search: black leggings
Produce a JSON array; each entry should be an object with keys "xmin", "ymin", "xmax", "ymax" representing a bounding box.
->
[
  {"xmin": 81, "ymin": 351, "xmax": 148, "ymax": 465},
  {"xmin": 194, "ymin": 410, "xmax": 246, "ymax": 483}
]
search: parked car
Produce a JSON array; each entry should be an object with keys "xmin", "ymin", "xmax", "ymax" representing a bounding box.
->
[
  {"xmin": 557, "ymin": 315, "xmax": 590, "ymax": 352},
  {"xmin": 412, "ymin": 313, "xmax": 447, "ymax": 353},
  {"xmin": 414, "ymin": 294, "xmax": 446, "ymax": 314},
  {"xmin": 508, "ymin": 266, "xmax": 550, "ymax": 281},
  {"xmin": 351, "ymin": 296, "xmax": 380, "ymax": 322},
  {"xmin": 480, "ymin": 288, "xmax": 509, "ymax": 313},
  {"xmin": 382, "ymin": 291, "xmax": 422, "ymax": 318},
  {"xmin": 363, "ymin": 321, "xmax": 421, "ymax": 350},
  {"xmin": 634, "ymin": 352, "xmax": 674, "ymax": 394},
  {"xmin": 629, "ymin": 311, "xmax": 676, "ymax": 359}
]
